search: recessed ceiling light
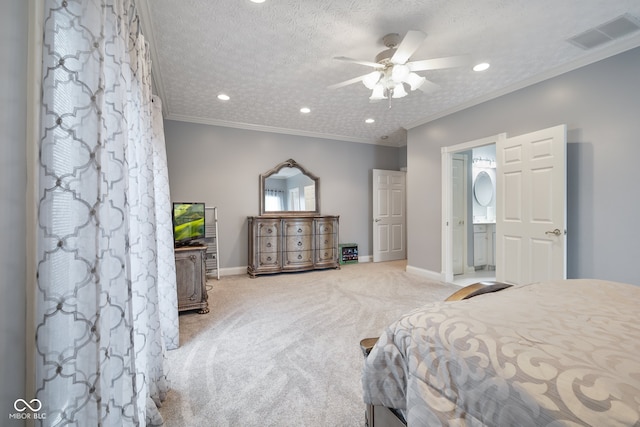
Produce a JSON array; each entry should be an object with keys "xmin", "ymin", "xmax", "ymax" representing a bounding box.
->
[
  {"xmin": 250, "ymin": 0, "xmax": 266, "ymax": 3},
  {"xmin": 473, "ymin": 62, "xmax": 490, "ymax": 72},
  {"xmin": 365, "ymin": 118, "xmax": 375, "ymax": 124},
  {"xmin": 217, "ymin": 94, "xmax": 230, "ymax": 101},
  {"xmin": 300, "ymin": 107, "xmax": 311, "ymax": 114}
]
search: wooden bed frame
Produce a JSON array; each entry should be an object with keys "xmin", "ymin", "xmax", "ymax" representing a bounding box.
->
[
  {"xmin": 360, "ymin": 281, "xmax": 512, "ymax": 427},
  {"xmin": 365, "ymin": 404, "xmax": 406, "ymax": 427}
]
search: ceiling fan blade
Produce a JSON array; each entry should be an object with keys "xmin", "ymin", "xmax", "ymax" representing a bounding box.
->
[
  {"xmin": 327, "ymin": 74, "xmax": 370, "ymax": 89},
  {"xmin": 408, "ymin": 55, "xmax": 471, "ymax": 71},
  {"xmin": 333, "ymin": 56, "xmax": 384, "ymax": 68},
  {"xmin": 391, "ymin": 30, "xmax": 427, "ymax": 64},
  {"xmin": 418, "ymin": 79, "xmax": 440, "ymax": 93}
]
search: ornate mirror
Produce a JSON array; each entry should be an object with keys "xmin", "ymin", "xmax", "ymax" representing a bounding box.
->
[
  {"xmin": 473, "ymin": 171, "xmax": 494, "ymax": 206},
  {"xmin": 259, "ymin": 159, "xmax": 320, "ymax": 216}
]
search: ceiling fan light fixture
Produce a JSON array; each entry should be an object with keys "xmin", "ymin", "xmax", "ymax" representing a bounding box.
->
[
  {"xmin": 404, "ymin": 72, "xmax": 426, "ymax": 91},
  {"xmin": 369, "ymin": 84, "xmax": 386, "ymax": 100},
  {"xmin": 391, "ymin": 64, "xmax": 410, "ymax": 83},
  {"xmin": 391, "ymin": 83, "xmax": 408, "ymax": 99},
  {"xmin": 362, "ymin": 71, "xmax": 382, "ymax": 89}
]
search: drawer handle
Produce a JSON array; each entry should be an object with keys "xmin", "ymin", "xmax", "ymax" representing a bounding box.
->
[
  {"xmin": 267, "ymin": 228, "xmax": 273, "ymax": 234},
  {"xmin": 297, "ymin": 228, "xmax": 302, "ymax": 233},
  {"xmin": 297, "ymin": 254, "xmax": 302, "ymax": 260},
  {"xmin": 266, "ymin": 242, "xmax": 271, "ymax": 248},
  {"xmin": 297, "ymin": 241, "xmax": 302, "ymax": 246},
  {"xmin": 324, "ymin": 239, "xmax": 328, "ymax": 244},
  {"xmin": 266, "ymin": 256, "xmax": 272, "ymax": 261}
]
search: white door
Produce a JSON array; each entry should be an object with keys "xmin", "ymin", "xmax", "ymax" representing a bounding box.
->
[
  {"xmin": 373, "ymin": 169, "xmax": 406, "ymax": 262},
  {"xmin": 303, "ymin": 185, "xmax": 315, "ymax": 211},
  {"xmin": 288, "ymin": 187, "xmax": 300, "ymax": 210},
  {"xmin": 452, "ymin": 155, "xmax": 466, "ymax": 274},
  {"xmin": 496, "ymin": 124, "xmax": 566, "ymax": 284}
]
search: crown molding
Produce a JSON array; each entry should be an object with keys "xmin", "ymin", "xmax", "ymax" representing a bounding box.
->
[
  {"xmin": 406, "ymin": 34, "xmax": 640, "ymax": 130},
  {"xmin": 164, "ymin": 113, "xmax": 393, "ymax": 146}
]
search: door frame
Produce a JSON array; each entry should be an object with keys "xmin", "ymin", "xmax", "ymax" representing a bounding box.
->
[{"xmin": 441, "ymin": 134, "xmax": 505, "ymax": 283}]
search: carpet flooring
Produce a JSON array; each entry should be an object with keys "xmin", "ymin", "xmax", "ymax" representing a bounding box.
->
[{"xmin": 159, "ymin": 260, "xmax": 458, "ymax": 427}]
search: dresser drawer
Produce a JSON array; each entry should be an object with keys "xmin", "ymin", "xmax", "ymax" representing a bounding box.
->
[
  {"xmin": 258, "ymin": 236, "xmax": 279, "ymax": 253},
  {"xmin": 283, "ymin": 249, "xmax": 313, "ymax": 269},
  {"xmin": 256, "ymin": 220, "xmax": 280, "ymax": 237},
  {"xmin": 284, "ymin": 234, "xmax": 312, "ymax": 251},
  {"xmin": 258, "ymin": 249, "xmax": 280, "ymax": 268},
  {"xmin": 316, "ymin": 220, "xmax": 336, "ymax": 235},
  {"xmin": 315, "ymin": 246, "xmax": 336, "ymax": 263},
  {"xmin": 284, "ymin": 219, "xmax": 313, "ymax": 237}
]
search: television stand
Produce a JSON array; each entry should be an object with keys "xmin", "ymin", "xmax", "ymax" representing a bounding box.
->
[
  {"xmin": 174, "ymin": 245, "xmax": 209, "ymax": 314},
  {"xmin": 176, "ymin": 240, "xmax": 204, "ymax": 248}
]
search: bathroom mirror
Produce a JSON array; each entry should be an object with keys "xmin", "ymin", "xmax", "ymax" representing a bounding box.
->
[
  {"xmin": 259, "ymin": 159, "xmax": 320, "ymax": 216},
  {"xmin": 474, "ymin": 171, "xmax": 493, "ymax": 206}
]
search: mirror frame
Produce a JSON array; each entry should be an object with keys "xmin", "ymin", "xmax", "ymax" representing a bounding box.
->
[{"xmin": 259, "ymin": 159, "xmax": 320, "ymax": 216}]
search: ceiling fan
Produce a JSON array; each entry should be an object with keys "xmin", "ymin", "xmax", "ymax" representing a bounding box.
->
[{"xmin": 329, "ymin": 30, "xmax": 469, "ymax": 102}]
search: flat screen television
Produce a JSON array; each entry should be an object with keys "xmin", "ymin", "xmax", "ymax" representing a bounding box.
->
[{"xmin": 172, "ymin": 202, "xmax": 206, "ymax": 247}]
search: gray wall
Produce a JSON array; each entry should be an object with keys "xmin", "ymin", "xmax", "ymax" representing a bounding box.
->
[
  {"xmin": 407, "ymin": 47, "xmax": 640, "ymax": 285},
  {"xmin": 164, "ymin": 121, "xmax": 402, "ymax": 271},
  {"xmin": 1, "ymin": 0, "xmax": 28, "ymax": 416}
]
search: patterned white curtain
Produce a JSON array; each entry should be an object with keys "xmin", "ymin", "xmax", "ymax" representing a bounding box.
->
[
  {"xmin": 265, "ymin": 189, "xmax": 285, "ymax": 211},
  {"xmin": 36, "ymin": 0, "xmax": 177, "ymax": 425}
]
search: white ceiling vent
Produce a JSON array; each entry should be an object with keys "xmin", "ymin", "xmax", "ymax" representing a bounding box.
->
[{"xmin": 568, "ymin": 14, "xmax": 640, "ymax": 50}]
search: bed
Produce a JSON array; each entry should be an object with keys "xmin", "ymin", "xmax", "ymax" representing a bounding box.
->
[{"xmin": 361, "ymin": 279, "xmax": 640, "ymax": 426}]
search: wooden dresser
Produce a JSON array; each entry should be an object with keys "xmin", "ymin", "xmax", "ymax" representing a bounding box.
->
[{"xmin": 247, "ymin": 215, "xmax": 339, "ymax": 277}]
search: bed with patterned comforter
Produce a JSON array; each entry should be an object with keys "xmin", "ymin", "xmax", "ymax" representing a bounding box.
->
[{"xmin": 362, "ymin": 279, "xmax": 640, "ymax": 426}]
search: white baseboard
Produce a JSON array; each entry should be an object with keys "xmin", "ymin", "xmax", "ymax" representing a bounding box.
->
[
  {"xmin": 405, "ymin": 265, "xmax": 443, "ymax": 282},
  {"xmin": 222, "ymin": 257, "xmax": 376, "ymax": 278},
  {"xmin": 207, "ymin": 266, "xmax": 247, "ymax": 278}
]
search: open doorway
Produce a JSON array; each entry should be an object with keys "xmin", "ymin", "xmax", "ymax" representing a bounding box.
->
[
  {"xmin": 442, "ymin": 125, "xmax": 567, "ymax": 286},
  {"xmin": 441, "ymin": 134, "xmax": 503, "ymax": 285}
]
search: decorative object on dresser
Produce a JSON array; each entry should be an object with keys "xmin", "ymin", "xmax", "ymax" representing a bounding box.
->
[
  {"xmin": 248, "ymin": 159, "xmax": 340, "ymax": 277},
  {"xmin": 174, "ymin": 246, "xmax": 209, "ymax": 313}
]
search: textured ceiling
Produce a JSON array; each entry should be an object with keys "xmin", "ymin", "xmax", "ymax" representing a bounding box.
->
[{"xmin": 138, "ymin": 0, "xmax": 640, "ymax": 146}]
